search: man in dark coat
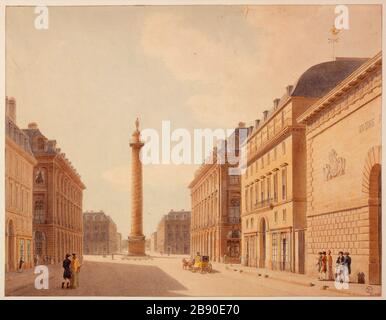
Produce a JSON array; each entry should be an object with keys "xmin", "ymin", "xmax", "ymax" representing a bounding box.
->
[
  {"xmin": 343, "ymin": 252, "xmax": 352, "ymax": 284},
  {"xmin": 62, "ymin": 254, "xmax": 72, "ymax": 289},
  {"xmin": 344, "ymin": 252, "xmax": 351, "ymax": 275}
]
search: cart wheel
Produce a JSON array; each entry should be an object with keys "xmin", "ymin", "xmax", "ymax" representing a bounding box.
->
[{"xmin": 208, "ymin": 263, "xmax": 212, "ymax": 273}]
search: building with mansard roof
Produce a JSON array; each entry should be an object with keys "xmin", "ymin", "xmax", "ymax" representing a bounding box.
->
[
  {"xmin": 156, "ymin": 209, "xmax": 191, "ymax": 255},
  {"xmin": 23, "ymin": 123, "xmax": 85, "ymax": 264},
  {"xmin": 83, "ymin": 210, "xmax": 119, "ymax": 255}
]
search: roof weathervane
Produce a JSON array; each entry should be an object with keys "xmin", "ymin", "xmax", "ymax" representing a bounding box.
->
[
  {"xmin": 135, "ymin": 117, "xmax": 140, "ymax": 132},
  {"xmin": 328, "ymin": 25, "xmax": 341, "ymax": 61}
]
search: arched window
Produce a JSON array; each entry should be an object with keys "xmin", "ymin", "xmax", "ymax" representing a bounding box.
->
[{"xmin": 34, "ymin": 200, "xmax": 45, "ymax": 224}]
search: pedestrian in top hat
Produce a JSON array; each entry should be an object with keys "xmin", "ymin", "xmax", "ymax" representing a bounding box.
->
[{"xmin": 62, "ymin": 254, "xmax": 72, "ymax": 289}]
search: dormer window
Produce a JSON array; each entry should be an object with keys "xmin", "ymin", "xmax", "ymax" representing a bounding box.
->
[{"xmin": 37, "ymin": 137, "xmax": 45, "ymax": 150}]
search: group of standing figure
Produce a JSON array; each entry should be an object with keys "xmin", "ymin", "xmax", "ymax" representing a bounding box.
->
[
  {"xmin": 317, "ymin": 250, "xmax": 351, "ymax": 282},
  {"xmin": 62, "ymin": 253, "xmax": 82, "ymax": 289}
]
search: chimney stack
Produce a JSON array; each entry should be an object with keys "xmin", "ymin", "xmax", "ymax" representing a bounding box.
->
[
  {"xmin": 286, "ymin": 85, "xmax": 293, "ymax": 96},
  {"xmin": 273, "ymin": 98, "xmax": 280, "ymax": 109},
  {"xmin": 28, "ymin": 122, "xmax": 38, "ymax": 129},
  {"xmin": 255, "ymin": 119, "xmax": 260, "ymax": 128},
  {"xmin": 238, "ymin": 121, "xmax": 246, "ymax": 128},
  {"xmin": 263, "ymin": 110, "xmax": 269, "ymax": 120},
  {"xmin": 6, "ymin": 96, "xmax": 16, "ymax": 123}
]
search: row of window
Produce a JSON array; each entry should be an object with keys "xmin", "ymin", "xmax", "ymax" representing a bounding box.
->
[
  {"xmin": 33, "ymin": 199, "xmax": 82, "ymax": 230},
  {"xmin": 244, "ymin": 209, "xmax": 287, "ymax": 230},
  {"xmin": 247, "ymin": 109, "xmax": 291, "ymax": 157},
  {"xmin": 244, "ymin": 167, "xmax": 287, "ymax": 213},
  {"xmin": 192, "ymin": 196, "xmax": 218, "ymax": 228},
  {"xmin": 167, "ymin": 232, "xmax": 189, "ymax": 241},
  {"xmin": 5, "ymin": 149, "xmax": 33, "ymax": 186},
  {"xmin": 245, "ymin": 232, "xmax": 290, "ymax": 270},
  {"xmin": 54, "ymin": 172, "xmax": 82, "ymax": 205},
  {"xmin": 18, "ymin": 239, "xmax": 32, "ymax": 263},
  {"xmin": 166, "ymin": 224, "xmax": 190, "ymax": 232},
  {"xmin": 6, "ymin": 179, "xmax": 32, "ymax": 216},
  {"xmin": 84, "ymin": 233, "xmax": 108, "ymax": 241},
  {"xmin": 191, "ymin": 171, "xmax": 218, "ymax": 203},
  {"xmin": 245, "ymin": 141, "xmax": 286, "ymax": 178}
]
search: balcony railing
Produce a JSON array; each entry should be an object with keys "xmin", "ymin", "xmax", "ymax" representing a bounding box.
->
[{"xmin": 254, "ymin": 198, "xmax": 277, "ymax": 209}]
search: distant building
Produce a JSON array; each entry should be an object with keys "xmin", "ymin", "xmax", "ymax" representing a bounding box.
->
[
  {"xmin": 116, "ymin": 232, "xmax": 122, "ymax": 253},
  {"xmin": 145, "ymin": 238, "xmax": 151, "ymax": 251},
  {"xmin": 156, "ymin": 210, "xmax": 191, "ymax": 255},
  {"xmin": 150, "ymin": 232, "xmax": 157, "ymax": 252},
  {"xmin": 24, "ymin": 122, "xmax": 85, "ymax": 264},
  {"xmin": 121, "ymin": 239, "xmax": 128, "ymax": 253},
  {"xmin": 83, "ymin": 211, "xmax": 118, "ymax": 255},
  {"xmin": 5, "ymin": 97, "xmax": 37, "ymax": 271}
]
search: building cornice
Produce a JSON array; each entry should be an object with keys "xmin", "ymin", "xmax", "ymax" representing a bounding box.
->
[
  {"xmin": 188, "ymin": 162, "xmax": 218, "ymax": 189},
  {"xmin": 246, "ymin": 124, "xmax": 304, "ymax": 166}
]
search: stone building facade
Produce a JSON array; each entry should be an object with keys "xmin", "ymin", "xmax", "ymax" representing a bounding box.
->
[
  {"xmin": 23, "ymin": 124, "xmax": 85, "ymax": 263},
  {"xmin": 116, "ymin": 232, "xmax": 122, "ymax": 253},
  {"xmin": 189, "ymin": 127, "xmax": 243, "ymax": 263},
  {"xmin": 156, "ymin": 210, "xmax": 191, "ymax": 255},
  {"xmin": 5, "ymin": 97, "xmax": 37, "ymax": 271},
  {"xmin": 298, "ymin": 52, "xmax": 382, "ymax": 284},
  {"xmin": 150, "ymin": 232, "xmax": 157, "ymax": 252},
  {"xmin": 241, "ymin": 57, "xmax": 368, "ymax": 273},
  {"xmin": 83, "ymin": 211, "xmax": 119, "ymax": 255}
]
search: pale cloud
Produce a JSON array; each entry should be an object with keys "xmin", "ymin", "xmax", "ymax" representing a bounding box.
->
[
  {"xmin": 140, "ymin": 11, "xmax": 261, "ymax": 127},
  {"xmin": 101, "ymin": 165, "xmax": 131, "ymax": 192},
  {"xmin": 140, "ymin": 6, "xmax": 381, "ymax": 128}
]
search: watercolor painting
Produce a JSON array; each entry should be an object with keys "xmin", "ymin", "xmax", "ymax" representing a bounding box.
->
[{"xmin": 3, "ymin": 3, "xmax": 382, "ymax": 298}]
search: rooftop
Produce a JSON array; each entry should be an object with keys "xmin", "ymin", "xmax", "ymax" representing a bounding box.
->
[{"xmin": 245, "ymin": 57, "xmax": 369, "ymax": 139}]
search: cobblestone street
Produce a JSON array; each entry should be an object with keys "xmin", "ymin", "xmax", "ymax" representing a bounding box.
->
[{"xmin": 5, "ymin": 255, "xmax": 381, "ymax": 297}]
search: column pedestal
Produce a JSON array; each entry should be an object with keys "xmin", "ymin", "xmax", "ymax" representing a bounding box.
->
[{"xmin": 128, "ymin": 235, "xmax": 146, "ymax": 256}]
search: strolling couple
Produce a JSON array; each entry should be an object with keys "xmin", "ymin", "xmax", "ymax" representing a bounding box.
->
[
  {"xmin": 62, "ymin": 253, "xmax": 82, "ymax": 289},
  {"xmin": 317, "ymin": 251, "xmax": 351, "ymax": 282},
  {"xmin": 335, "ymin": 251, "xmax": 351, "ymax": 283}
]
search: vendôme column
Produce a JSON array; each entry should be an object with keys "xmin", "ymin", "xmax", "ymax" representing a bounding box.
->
[{"xmin": 128, "ymin": 118, "xmax": 146, "ymax": 255}]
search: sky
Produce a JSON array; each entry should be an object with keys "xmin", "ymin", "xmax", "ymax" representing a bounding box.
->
[{"xmin": 5, "ymin": 5, "xmax": 381, "ymax": 238}]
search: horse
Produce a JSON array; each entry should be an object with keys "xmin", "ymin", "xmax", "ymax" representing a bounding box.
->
[{"xmin": 182, "ymin": 258, "xmax": 194, "ymax": 270}]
